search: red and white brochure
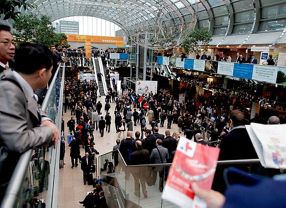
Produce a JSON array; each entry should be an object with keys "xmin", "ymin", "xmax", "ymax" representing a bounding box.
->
[{"xmin": 162, "ymin": 137, "xmax": 220, "ymax": 208}]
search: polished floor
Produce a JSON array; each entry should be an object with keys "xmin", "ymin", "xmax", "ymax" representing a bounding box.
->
[{"xmin": 58, "ymin": 95, "xmax": 180, "ymax": 208}]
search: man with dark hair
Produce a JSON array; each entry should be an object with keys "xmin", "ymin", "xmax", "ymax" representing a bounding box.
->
[
  {"xmin": 112, "ymin": 139, "xmax": 120, "ymax": 167},
  {"xmin": 119, "ymin": 131, "xmax": 135, "ymax": 165},
  {"xmin": 150, "ymin": 139, "xmax": 169, "ymax": 192},
  {"xmin": 152, "ymin": 126, "xmax": 164, "ymax": 140},
  {"xmin": 81, "ymin": 152, "xmax": 93, "ymax": 185},
  {"xmin": 267, "ymin": 54, "xmax": 275, "ymax": 65},
  {"xmin": 162, "ymin": 130, "xmax": 177, "ymax": 162},
  {"xmin": 105, "ymin": 112, "xmax": 111, "ymax": 133},
  {"xmin": 0, "ymin": 24, "xmax": 15, "ymax": 77},
  {"xmin": 67, "ymin": 116, "xmax": 76, "ymax": 134},
  {"xmin": 143, "ymin": 129, "xmax": 157, "ymax": 154},
  {"xmin": 98, "ymin": 116, "xmax": 106, "ymax": 137},
  {"xmin": 130, "ymin": 140, "xmax": 149, "ymax": 198},
  {"xmin": 0, "ymin": 43, "xmax": 59, "ymax": 199},
  {"xmin": 212, "ymin": 109, "xmax": 258, "ymax": 193}
]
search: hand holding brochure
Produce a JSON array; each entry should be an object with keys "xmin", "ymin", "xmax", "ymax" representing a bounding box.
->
[
  {"xmin": 162, "ymin": 137, "xmax": 220, "ymax": 208},
  {"xmin": 246, "ymin": 123, "xmax": 286, "ymax": 169}
]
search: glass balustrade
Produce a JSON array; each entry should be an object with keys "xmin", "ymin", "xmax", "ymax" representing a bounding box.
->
[
  {"xmin": 98, "ymin": 149, "xmax": 267, "ymax": 208},
  {"xmin": 1, "ymin": 64, "xmax": 65, "ymax": 208},
  {"xmin": 99, "ymin": 151, "xmax": 177, "ymax": 208}
]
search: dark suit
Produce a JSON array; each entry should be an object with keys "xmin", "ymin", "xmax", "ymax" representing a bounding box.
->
[
  {"xmin": 105, "ymin": 114, "xmax": 111, "ymax": 132},
  {"xmin": 130, "ymin": 149, "xmax": 150, "ymax": 197},
  {"xmin": 130, "ymin": 149, "xmax": 150, "ymax": 165},
  {"xmin": 81, "ymin": 155, "xmax": 92, "ymax": 184},
  {"xmin": 143, "ymin": 134, "xmax": 157, "ymax": 155},
  {"xmin": 152, "ymin": 132, "xmax": 164, "ymax": 140},
  {"xmin": 162, "ymin": 136, "xmax": 177, "ymax": 161},
  {"xmin": 69, "ymin": 138, "xmax": 80, "ymax": 167},
  {"xmin": 0, "ymin": 71, "xmax": 52, "ymax": 198},
  {"xmin": 212, "ymin": 126, "xmax": 258, "ymax": 193},
  {"xmin": 250, "ymin": 58, "xmax": 258, "ymax": 64},
  {"xmin": 119, "ymin": 137, "xmax": 135, "ymax": 165},
  {"xmin": 98, "ymin": 119, "xmax": 106, "ymax": 137}
]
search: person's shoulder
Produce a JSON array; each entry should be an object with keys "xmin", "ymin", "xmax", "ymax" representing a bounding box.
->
[
  {"xmin": 160, "ymin": 145, "xmax": 168, "ymax": 151},
  {"xmin": 0, "ymin": 73, "xmax": 24, "ymax": 95}
]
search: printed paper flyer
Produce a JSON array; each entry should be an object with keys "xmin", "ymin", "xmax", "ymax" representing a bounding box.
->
[{"xmin": 162, "ymin": 137, "xmax": 220, "ymax": 207}]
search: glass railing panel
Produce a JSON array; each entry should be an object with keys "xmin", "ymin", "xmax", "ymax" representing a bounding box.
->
[
  {"xmin": 99, "ymin": 151, "xmax": 114, "ymax": 175},
  {"xmin": 99, "ymin": 150, "xmax": 176, "ymax": 208},
  {"xmin": 1, "ymin": 64, "xmax": 65, "ymax": 208}
]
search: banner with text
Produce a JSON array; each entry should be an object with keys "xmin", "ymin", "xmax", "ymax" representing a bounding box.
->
[
  {"xmin": 136, "ymin": 81, "xmax": 158, "ymax": 95},
  {"xmin": 252, "ymin": 65, "xmax": 277, "ymax": 84},
  {"xmin": 217, "ymin": 62, "xmax": 234, "ymax": 76},
  {"xmin": 233, "ymin": 63, "xmax": 254, "ymax": 79}
]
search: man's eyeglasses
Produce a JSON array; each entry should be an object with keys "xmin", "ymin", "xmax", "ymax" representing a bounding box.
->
[{"xmin": 0, "ymin": 40, "xmax": 15, "ymax": 46}]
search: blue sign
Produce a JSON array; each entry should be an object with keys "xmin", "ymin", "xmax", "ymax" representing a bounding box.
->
[
  {"xmin": 261, "ymin": 52, "xmax": 269, "ymax": 60},
  {"xmin": 184, "ymin": 59, "xmax": 194, "ymax": 70},
  {"xmin": 120, "ymin": 53, "xmax": 129, "ymax": 60},
  {"xmin": 157, "ymin": 56, "xmax": 163, "ymax": 65},
  {"xmin": 233, "ymin": 63, "xmax": 254, "ymax": 79}
]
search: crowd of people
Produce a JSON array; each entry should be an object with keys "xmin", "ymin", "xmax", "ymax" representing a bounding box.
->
[
  {"xmin": 1, "ymin": 20, "xmax": 285, "ymax": 207},
  {"xmin": 61, "ymin": 49, "xmax": 285, "ymax": 203}
]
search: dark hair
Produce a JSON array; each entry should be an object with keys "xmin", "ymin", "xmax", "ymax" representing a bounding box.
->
[
  {"xmin": 14, "ymin": 43, "xmax": 53, "ymax": 74},
  {"xmin": 135, "ymin": 131, "xmax": 140, "ymax": 138},
  {"xmin": 145, "ymin": 129, "xmax": 151, "ymax": 135},
  {"xmin": 230, "ymin": 110, "xmax": 246, "ymax": 127},
  {"xmin": 153, "ymin": 126, "xmax": 159, "ymax": 133},
  {"xmin": 0, "ymin": 24, "xmax": 11, "ymax": 32}
]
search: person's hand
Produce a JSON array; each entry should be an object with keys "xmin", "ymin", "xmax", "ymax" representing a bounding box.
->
[
  {"xmin": 192, "ymin": 183, "xmax": 225, "ymax": 208},
  {"xmin": 41, "ymin": 120, "xmax": 60, "ymax": 145}
]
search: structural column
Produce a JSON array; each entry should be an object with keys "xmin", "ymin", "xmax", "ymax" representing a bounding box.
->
[
  {"xmin": 136, "ymin": 33, "xmax": 139, "ymax": 81},
  {"xmin": 143, "ymin": 32, "xmax": 148, "ymax": 81}
]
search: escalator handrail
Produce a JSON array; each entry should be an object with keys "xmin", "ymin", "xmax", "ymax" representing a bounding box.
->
[
  {"xmin": 92, "ymin": 57, "xmax": 100, "ymax": 96},
  {"xmin": 97, "ymin": 57, "xmax": 108, "ymax": 95}
]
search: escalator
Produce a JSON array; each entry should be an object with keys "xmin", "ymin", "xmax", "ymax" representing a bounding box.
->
[
  {"xmin": 97, "ymin": 57, "xmax": 108, "ymax": 95},
  {"xmin": 92, "ymin": 57, "xmax": 105, "ymax": 96},
  {"xmin": 155, "ymin": 65, "xmax": 176, "ymax": 79},
  {"xmin": 100, "ymin": 57, "xmax": 111, "ymax": 89}
]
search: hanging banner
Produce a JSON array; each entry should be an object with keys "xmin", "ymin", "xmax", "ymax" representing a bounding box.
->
[
  {"xmin": 205, "ymin": 60, "xmax": 218, "ymax": 73},
  {"xmin": 217, "ymin": 62, "xmax": 234, "ymax": 76},
  {"xmin": 176, "ymin": 58, "xmax": 185, "ymax": 68},
  {"xmin": 233, "ymin": 63, "xmax": 254, "ymax": 79},
  {"xmin": 184, "ymin": 59, "xmax": 194, "ymax": 70},
  {"xmin": 136, "ymin": 81, "xmax": 158, "ymax": 95},
  {"xmin": 252, "ymin": 65, "xmax": 278, "ymax": 84},
  {"xmin": 85, "ymin": 42, "xmax": 91, "ymax": 59},
  {"xmin": 79, "ymin": 72, "xmax": 95, "ymax": 81},
  {"xmin": 110, "ymin": 53, "xmax": 120, "ymax": 59},
  {"xmin": 194, "ymin": 59, "xmax": 206, "ymax": 72},
  {"xmin": 157, "ymin": 56, "xmax": 163, "ymax": 65},
  {"xmin": 119, "ymin": 53, "xmax": 129, "ymax": 60},
  {"xmin": 163, "ymin": 57, "xmax": 170, "ymax": 66}
]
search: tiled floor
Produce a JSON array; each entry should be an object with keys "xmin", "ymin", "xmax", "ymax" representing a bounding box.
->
[{"xmin": 58, "ymin": 96, "xmax": 180, "ymax": 208}]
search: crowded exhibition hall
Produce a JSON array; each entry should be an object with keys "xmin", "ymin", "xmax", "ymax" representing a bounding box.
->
[{"xmin": 1, "ymin": 0, "xmax": 286, "ymax": 207}]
